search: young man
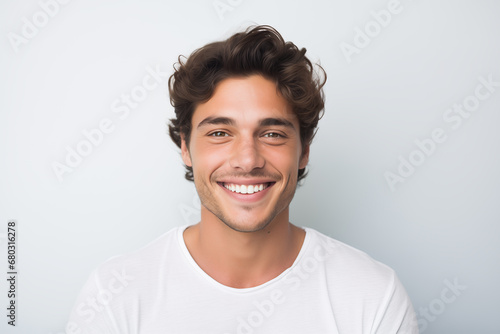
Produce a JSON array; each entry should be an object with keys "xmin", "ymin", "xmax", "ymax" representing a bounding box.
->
[{"xmin": 68, "ymin": 26, "xmax": 418, "ymax": 333}]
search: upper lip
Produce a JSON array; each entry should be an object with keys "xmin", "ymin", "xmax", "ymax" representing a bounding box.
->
[{"xmin": 217, "ymin": 179, "xmax": 276, "ymax": 185}]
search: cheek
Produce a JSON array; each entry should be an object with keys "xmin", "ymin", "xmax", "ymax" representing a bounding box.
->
[
  {"xmin": 265, "ymin": 146, "xmax": 301, "ymax": 172},
  {"xmin": 191, "ymin": 143, "xmax": 228, "ymax": 171}
]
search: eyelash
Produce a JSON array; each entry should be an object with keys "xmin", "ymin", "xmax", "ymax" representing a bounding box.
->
[
  {"xmin": 263, "ymin": 132, "xmax": 283, "ymax": 138},
  {"xmin": 209, "ymin": 131, "xmax": 229, "ymax": 137},
  {"xmin": 207, "ymin": 131, "xmax": 287, "ymax": 139}
]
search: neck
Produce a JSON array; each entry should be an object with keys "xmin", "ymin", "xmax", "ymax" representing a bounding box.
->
[{"xmin": 183, "ymin": 207, "xmax": 305, "ymax": 288}]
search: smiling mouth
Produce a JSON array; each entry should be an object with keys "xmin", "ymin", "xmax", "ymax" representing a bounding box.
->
[{"xmin": 218, "ymin": 182, "xmax": 275, "ymax": 194}]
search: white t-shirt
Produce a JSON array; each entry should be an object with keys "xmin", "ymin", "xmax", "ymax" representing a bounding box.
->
[{"xmin": 67, "ymin": 226, "xmax": 418, "ymax": 334}]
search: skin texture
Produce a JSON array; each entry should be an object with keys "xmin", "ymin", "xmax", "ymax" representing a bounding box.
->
[{"xmin": 182, "ymin": 75, "xmax": 308, "ymax": 288}]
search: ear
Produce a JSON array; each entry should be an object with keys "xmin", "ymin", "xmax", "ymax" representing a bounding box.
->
[
  {"xmin": 299, "ymin": 145, "xmax": 309, "ymax": 170},
  {"xmin": 180, "ymin": 134, "xmax": 192, "ymax": 167}
]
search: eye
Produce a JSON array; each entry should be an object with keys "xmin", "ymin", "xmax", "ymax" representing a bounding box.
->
[
  {"xmin": 263, "ymin": 132, "xmax": 283, "ymax": 138},
  {"xmin": 209, "ymin": 131, "xmax": 229, "ymax": 137}
]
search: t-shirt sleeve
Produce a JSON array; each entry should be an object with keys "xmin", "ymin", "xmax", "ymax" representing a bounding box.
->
[
  {"xmin": 373, "ymin": 272, "xmax": 419, "ymax": 334},
  {"xmin": 65, "ymin": 269, "xmax": 120, "ymax": 334}
]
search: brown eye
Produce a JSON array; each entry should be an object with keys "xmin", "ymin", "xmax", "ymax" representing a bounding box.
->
[
  {"xmin": 210, "ymin": 131, "xmax": 228, "ymax": 137},
  {"xmin": 263, "ymin": 132, "xmax": 282, "ymax": 138}
]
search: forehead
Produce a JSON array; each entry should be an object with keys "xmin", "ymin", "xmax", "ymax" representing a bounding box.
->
[{"xmin": 192, "ymin": 75, "xmax": 297, "ymax": 127}]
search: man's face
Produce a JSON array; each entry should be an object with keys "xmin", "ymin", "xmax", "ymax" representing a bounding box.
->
[{"xmin": 181, "ymin": 75, "xmax": 309, "ymax": 232}]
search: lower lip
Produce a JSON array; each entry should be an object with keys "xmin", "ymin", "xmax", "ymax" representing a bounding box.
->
[{"xmin": 218, "ymin": 183, "xmax": 275, "ymax": 202}]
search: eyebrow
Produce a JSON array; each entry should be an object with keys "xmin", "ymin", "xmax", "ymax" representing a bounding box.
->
[
  {"xmin": 197, "ymin": 116, "xmax": 296, "ymax": 131},
  {"xmin": 197, "ymin": 116, "xmax": 235, "ymax": 129},
  {"xmin": 259, "ymin": 117, "xmax": 295, "ymax": 130}
]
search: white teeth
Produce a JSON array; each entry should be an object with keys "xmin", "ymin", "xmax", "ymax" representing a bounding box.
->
[{"xmin": 222, "ymin": 182, "xmax": 270, "ymax": 194}]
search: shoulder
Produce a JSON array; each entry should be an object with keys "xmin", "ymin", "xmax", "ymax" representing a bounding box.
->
[
  {"xmin": 303, "ymin": 227, "xmax": 399, "ymax": 292},
  {"xmin": 300, "ymin": 228, "xmax": 418, "ymax": 332},
  {"xmin": 95, "ymin": 225, "xmax": 183, "ymax": 277},
  {"xmin": 76, "ymin": 224, "xmax": 185, "ymax": 303},
  {"xmin": 305, "ymin": 227, "xmax": 394, "ymax": 271},
  {"xmin": 66, "ymin": 226, "xmax": 186, "ymax": 332}
]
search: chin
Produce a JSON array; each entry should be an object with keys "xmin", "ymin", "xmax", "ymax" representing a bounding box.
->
[{"xmin": 220, "ymin": 216, "xmax": 273, "ymax": 233}]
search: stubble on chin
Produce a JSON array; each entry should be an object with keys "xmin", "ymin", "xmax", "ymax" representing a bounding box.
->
[{"xmin": 202, "ymin": 201, "xmax": 275, "ymax": 233}]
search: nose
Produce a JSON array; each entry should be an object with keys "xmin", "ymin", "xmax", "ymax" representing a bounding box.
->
[{"xmin": 229, "ymin": 137, "xmax": 265, "ymax": 172}]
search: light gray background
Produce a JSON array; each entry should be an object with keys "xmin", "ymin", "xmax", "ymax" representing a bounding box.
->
[{"xmin": 1, "ymin": 0, "xmax": 499, "ymax": 333}]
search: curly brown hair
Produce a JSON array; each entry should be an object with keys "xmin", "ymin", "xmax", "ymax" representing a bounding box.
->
[{"xmin": 168, "ymin": 25, "xmax": 326, "ymax": 182}]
